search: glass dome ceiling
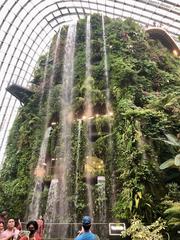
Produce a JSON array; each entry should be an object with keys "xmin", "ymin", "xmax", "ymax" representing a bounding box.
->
[{"xmin": 0, "ymin": 0, "xmax": 180, "ymax": 166}]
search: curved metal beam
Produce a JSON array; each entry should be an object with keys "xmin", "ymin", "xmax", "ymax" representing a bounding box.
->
[{"xmin": 146, "ymin": 27, "xmax": 180, "ymax": 55}]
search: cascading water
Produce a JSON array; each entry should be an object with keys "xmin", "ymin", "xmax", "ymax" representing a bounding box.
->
[
  {"xmin": 75, "ymin": 120, "xmax": 82, "ymax": 211},
  {"xmin": 96, "ymin": 176, "xmax": 106, "ymax": 222},
  {"xmin": 30, "ymin": 14, "xmax": 113, "ymax": 237},
  {"xmin": 102, "ymin": 15, "xmax": 111, "ymax": 114},
  {"xmin": 39, "ymin": 28, "xmax": 61, "ymax": 107},
  {"xmin": 44, "ymin": 178, "xmax": 59, "ymax": 238},
  {"xmin": 28, "ymin": 30, "xmax": 61, "ymax": 220},
  {"xmin": 102, "ymin": 15, "xmax": 115, "ymax": 218},
  {"xmin": 84, "ymin": 15, "xmax": 94, "ymax": 218},
  {"xmin": 44, "ymin": 23, "xmax": 77, "ymax": 239},
  {"xmin": 39, "ymin": 51, "xmax": 51, "ymax": 108},
  {"xmin": 86, "ymin": 16, "xmax": 91, "ymax": 80},
  {"xmin": 28, "ymin": 126, "xmax": 52, "ymax": 220},
  {"xmin": 57, "ymin": 22, "xmax": 77, "ymax": 222},
  {"xmin": 74, "ymin": 119, "xmax": 82, "ymax": 233}
]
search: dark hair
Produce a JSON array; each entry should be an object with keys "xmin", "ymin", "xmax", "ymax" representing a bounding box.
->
[
  {"xmin": 26, "ymin": 220, "xmax": 38, "ymax": 231},
  {"xmin": 0, "ymin": 221, "xmax": 4, "ymax": 225},
  {"xmin": 83, "ymin": 224, "xmax": 91, "ymax": 231},
  {"xmin": 1, "ymin": 211, "xmax": 8, "ymax": 216}
]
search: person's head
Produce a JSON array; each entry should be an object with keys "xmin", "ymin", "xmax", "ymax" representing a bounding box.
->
[
  {"xmin": 0, "ymin": 211, "xmax": 8, "ymax": 218},
  {"xmin": 7, "ymin": 219, "xmax": 15, "ymax": 230},
  {"xmin": 26, "ymin": 220, "xmax": 38, "ymax": 234},
  {"xmin": 82, "ymin": 216, "xmax": 92, "ymax": 232},
  {"xmin": 38, "ymin": 215, "xmax": 44, "ymax": 221},
  {"xmin": 0, "ymin": 221, "xmax": 4, "ymax": 231}
]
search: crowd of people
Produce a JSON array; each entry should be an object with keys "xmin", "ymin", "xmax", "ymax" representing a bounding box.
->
[
  {"xmin": 0, "ymin": 212, "xmax": 44, "ymax": 240},
  {"xmin": 0, "ymin": 211, "xmax": 99, "ymax": 240}
]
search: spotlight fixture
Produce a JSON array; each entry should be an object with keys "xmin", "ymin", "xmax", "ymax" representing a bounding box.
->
[
  {"xmin": 88, "ymin": 116, "xmax": 94, "ymax": 119},
  {"xmin": 173, "ymin": 49, "xmax": 178, "ymax": 56},
  {"xmin": 108, "ymin": 111, "xmax": 113, "ymax": 116},
  {"xmin": 97, "ymin": 176, "xmax": 105, "ymax": 185}
]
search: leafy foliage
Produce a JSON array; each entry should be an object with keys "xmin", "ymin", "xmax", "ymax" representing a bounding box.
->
[
  {"xmin": 0, "ymin": 15, "xmax": 179, "ymax": 239},
  {"xmin": 121, "ymin": 217, "xmax": 166, "ymax": 240}
]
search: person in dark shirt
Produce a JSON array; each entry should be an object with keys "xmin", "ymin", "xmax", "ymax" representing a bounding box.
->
[{"xmin": 19, "ymin": 220, "xmax": 41, "ymax": 240}]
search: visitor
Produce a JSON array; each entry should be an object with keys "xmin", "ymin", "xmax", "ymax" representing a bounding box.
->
[
  {"xmin": 0, "ymin": 212, "xmax": 8, "ymax": 225},
  {"xmin": 74, "ymin": 216, "xmax": 99, "ymax": 240},
  {"xmin": 0, "ymin": 221, "xmax": 5, "ymax": 238},
  {"xmin": 15, "ymin": 219, "xmax": 22, "ymax": 231},
  {"xmin": 0, "ymin": 218, "xmax": 19, "ymax": 240},
  {"xmin": 36, "ymin": 216, "xmax": 44, "ymax": 239},
  {"xmin": 19, "ymin": 220, "xmax": 41, "ymax": 240}
]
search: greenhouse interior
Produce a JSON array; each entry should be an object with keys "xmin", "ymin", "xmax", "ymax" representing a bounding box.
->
[{"xmin": 0, "ymin": 0, "xmax": 180, "ymax": 239}]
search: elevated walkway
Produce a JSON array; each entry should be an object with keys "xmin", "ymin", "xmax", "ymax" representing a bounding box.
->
[
  {"xmin": 146, "ymin": 27, "xmax": 180, "ymax": 56},
  {"xmin": 6, "ymin": 84, "xmax": 33, "ymax": 103}
]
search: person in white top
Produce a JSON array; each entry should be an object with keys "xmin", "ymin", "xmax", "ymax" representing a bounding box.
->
[{"xmin": 0, "ymin": 219, "xmax": 19, "ymax": 240}]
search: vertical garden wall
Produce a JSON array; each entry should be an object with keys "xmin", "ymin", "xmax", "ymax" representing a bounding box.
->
[{"xmin": 0, "ymin": 14, "xmax": 179, "ymax": 239}]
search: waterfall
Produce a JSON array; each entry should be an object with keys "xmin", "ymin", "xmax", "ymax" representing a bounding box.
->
[
  {"xmin": 102, "ymin": 15, "xmax": 115, "ymax": 217},
  {"xmin": 28, "ymin": 127, "xmax": 52, "ymax": 220},
  {"xmin": 44, "ymin": 23, "xmax": 77, "ymax": 238},
  {"xmin": 58, "ymin": 22, "xmax": 77, "ymax": 221},
  {"xmin": 39, "ymin": 51, "xmax": 51, "ymax": 107},
  {"xmin": 41, "ymin": 28, "xmax": 62, "ymax": 118},
  {"xmin": 39, "ymin": 28, "xmax": 61, "ymax": 107},
  {"xmin": 96, "ymin": 176, "xmax": 106, "ymax": 221},
  {"xmin": 74, "ymin": 119, "xmax": 82, "ymax": 231},
  {"xmin": 86, "ymin": 16, "xmax": 91, "ymax": 79},
  {"xmin": 75, "ymin": 120, "xmax": 82, "ymax": 211},
  {"xmin": 102, "ymin": 15, "xmax": 111, "ymax": 113},
  {"xmin": 84, "ymin": 15, "xmax": 93, "ymax": 120},
  {"xmin": 84, "ymin": 15, "xmax": 94, "ymax": 218},
  {"xmin": 28, "ymin": 30, "xmax": 61, "ymax": 220},
  {"xmin": 44, "ymin": 178, "xmax": 59, "ymax": 238}
]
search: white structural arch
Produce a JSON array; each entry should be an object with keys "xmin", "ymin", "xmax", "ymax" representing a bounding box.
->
[{"xmin": 0, "ymin": 0, "xmax": 180, "ymax": 166}]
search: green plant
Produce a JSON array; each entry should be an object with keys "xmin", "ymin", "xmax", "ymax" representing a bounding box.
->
[
  {"xmin": 164, "ymin": 202, "xmax": 180, "ymax": 228},
  {"xmin": 159, "ymin": 134, "xmax": 180, "ymax": 169},
  {"xmin": 121, "ymin": 217, "xmax": 166, "ymax": 240}
]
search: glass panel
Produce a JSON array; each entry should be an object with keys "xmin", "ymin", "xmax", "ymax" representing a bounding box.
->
[
  {"xmin": 98, "ymin": 5, "xmax": 105, "ymax": 11},
  {"xmin": 61, "ymin": 8, "xmax": 69, "ymax": 14},
  {"xmin": 69, "ymin": 8, "xmax": 76, "ymax": 13},
  {"xmin": 78, "ymin": 8, "xmax": 84, "ymax": 13},
  {"xmin": 90, "ymin": 3, "xmax": 98, "ymax": 10},
  {"xmin": 106, "ymin": 6, "xmax": 114, "ymax": 14}
]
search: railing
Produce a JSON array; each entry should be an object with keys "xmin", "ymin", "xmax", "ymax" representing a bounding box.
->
[{"xmin": 21, "ymin": 223, "xmax": 110, "ymax": 240}]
